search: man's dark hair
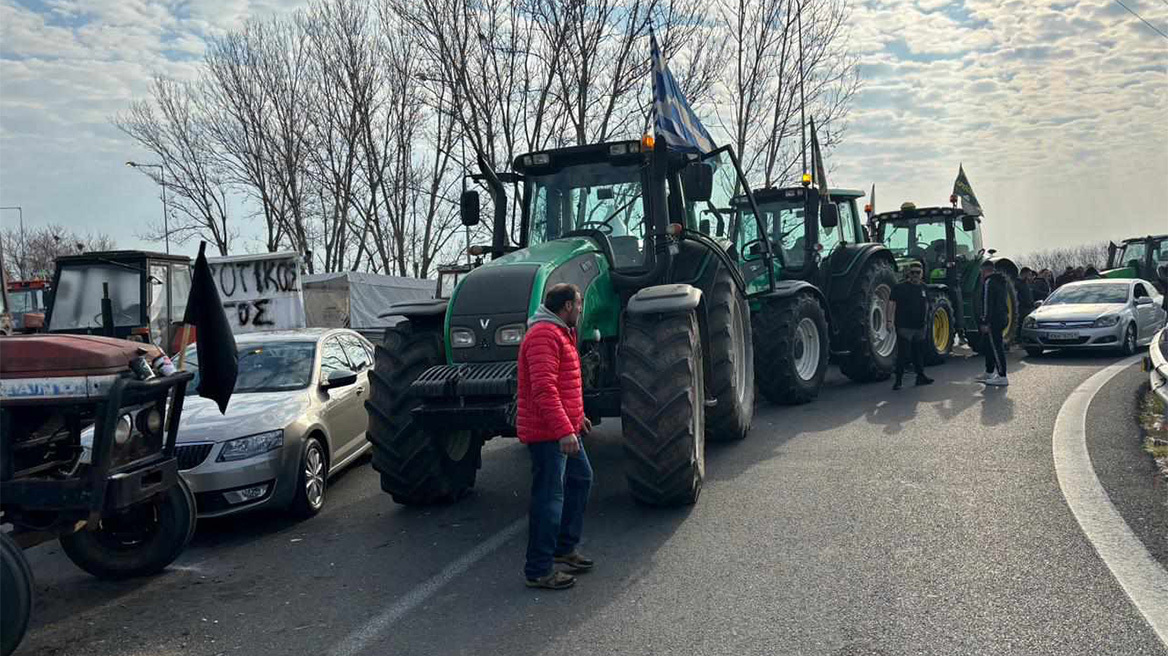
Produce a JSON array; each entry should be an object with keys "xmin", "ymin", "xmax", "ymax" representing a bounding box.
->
[
  {"xmin": 545, "ymin": 283, "xmax": 580, "ymax": 313},
  {"xmin": 980, "ymin": 260, "xmax": 995, "ymax": 270},
  {"xmin": 1020, "ymin": 267, "xmax": 1034, "ymax": 275}
]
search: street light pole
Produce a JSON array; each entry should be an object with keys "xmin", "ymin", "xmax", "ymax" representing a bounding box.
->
[
  {"xmin": 0, "ymin": 206, "xmax": 25, "ymax": 279},
  {"xmin": 125, "ymin": 161, "xmax": 169, "ymax": 254}
]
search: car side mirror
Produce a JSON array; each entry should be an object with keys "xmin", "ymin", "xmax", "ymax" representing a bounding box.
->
[
  {"xmin": 819, "ymin": 202, "xmax": 839, "ymax": 229},
  {"xmin": 459, "ymin": 190, "xmax": 481, "ymax": 227},
  {"xmin": 1033, "ymin": 300, "xmax": 1043, "ymax": 308},
  {"xmin": 322, "ymin": 369, "xmax": 358, "ymax": 389},
  {"xmin": 961, "ymin": 216, "xmax": 977, "ymax": 232},
  {"xmin": 1136, "ymin": 296, "xmax": 1153, "ymax": 306},
  {"xmin": 682, "ymin": 161, "xmax": 714, "ymax": 202}
]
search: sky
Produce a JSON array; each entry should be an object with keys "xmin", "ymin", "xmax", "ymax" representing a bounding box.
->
[{"xmin": 0, "ymin": 0, "xmax": 1165, "ymax": 265}]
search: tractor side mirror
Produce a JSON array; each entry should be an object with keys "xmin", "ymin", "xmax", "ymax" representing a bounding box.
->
[
  {"xmin": 459, "ymin": 190, "xmax": 481, "ymax": 227},
  {"xmin": 682, "ymin": 162, "xmax": 714, "ymax": 202},
  {"xmin": 820, "ymin": 202, "xmax": 839, "ymax": 229},
  {"xmin": 961, "ymin": 215, "xmax": 977, "ymax": 232},
  {"xmin": 1157, "ymin": 263, "xmax": 1168, "ymax": 282},
  {"xmin": 743, "ymin": 240, "xmax": 767, "ymax": 261}
]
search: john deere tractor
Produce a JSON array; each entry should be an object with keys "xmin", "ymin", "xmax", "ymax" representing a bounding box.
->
[
  {"xmin": 1105, "ymin": 235, "xmax": 1168, "ymax": 293},
  {"xmin": 735, "ymin": 186, "xmax": 899, "ymax": 402},
  {"xmin": 872, "ymin": 204, "xmax": 1020, "ymax": 361},
  {"xmin": 365, "ymin": 139, "xmax": 836, "ymax": 507}
]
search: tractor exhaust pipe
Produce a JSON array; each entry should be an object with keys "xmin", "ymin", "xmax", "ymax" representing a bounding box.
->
[{"xmin": 477, "ymin": 154, "xmax": 508, "ymax": 260}]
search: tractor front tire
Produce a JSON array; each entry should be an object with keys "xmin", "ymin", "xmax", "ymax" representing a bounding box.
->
[
  {"xmin": 753, "ymin": 293, "xmax": 829, "ymax": 405},
  {"xmin": 838, "ymin": 260, "xmax": 899, "ymax": 382},
  {"xmin": 704, "ymin": 265, "xmax": 755, "ymax": 443},
  {"xmin": 924, "ymin": 292, "xmax": 956, "ymax": 366},
  {"xmin": 366, "ymin": 321, "xmax": 482, "ymax": 506},
  {"xmin": 1, "ymin": 532, "xmax": 33, "ymax": 656},
  {"xmin": 620, "ymin": 309, "xmax": 705, "ymax": 506},
  {"xmin": 59, "ymin": 476, "xmax": 196, "ymax": 581}
]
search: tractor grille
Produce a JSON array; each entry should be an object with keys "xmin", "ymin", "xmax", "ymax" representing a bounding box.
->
[
  {"xmin": 411, "ymin": 362, "xmax": 518, "ymax": 398},
  {"xmin": 176, "ymin": 443, "xmax": 214, "ymax": 470}
]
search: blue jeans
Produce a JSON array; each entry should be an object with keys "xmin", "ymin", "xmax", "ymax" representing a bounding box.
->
[{"xmin": 524, "ymin": 440, "xmax": 593, "ymax": 580}]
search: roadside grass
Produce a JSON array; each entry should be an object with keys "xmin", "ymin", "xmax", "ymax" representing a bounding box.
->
[{"xmin": 1138, "ymin": 388, "xmax": 1168, "ymax": 478}]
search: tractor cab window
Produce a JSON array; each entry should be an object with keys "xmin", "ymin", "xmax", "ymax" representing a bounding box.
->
[
  {"xmin": 527, "ymin": 161, "xmax": 646, "ymax": 269},
  {"xmin": 953, "ymin": 218, "xmax": 978, "ymax": 259},
  {"xmin": 9, "ymin": 289, "xmax": 41, "ymax": 313},
  {"xmin": 748, "ymin": 199, "xmax": 807, "ymax": 270},
  {"xmin": 148, "ymin": 264, "xmax": 170, "ymax": 347},
  {"xmin": 49, "ymin": 264, "xmax": 141, "ymax": 331},
  {"xmin": 1151, "ymin": 241, "xmax": 1168, "ymax": 265},
  {"xmin": 1118, "ymin": 242, "xmax": 1147, "ymax": 270},
  {"xmin": 688, "ymin": 150, "xmax": 745, "ymax": 240},
  {"xmin": 818, "ymin": 199, "xmax": 856, "ymax": 254}
]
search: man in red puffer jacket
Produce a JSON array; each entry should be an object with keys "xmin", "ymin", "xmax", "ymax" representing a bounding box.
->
[{"xmin": 517, "ymin": 283, "xmax": 594, "ymax": 590}]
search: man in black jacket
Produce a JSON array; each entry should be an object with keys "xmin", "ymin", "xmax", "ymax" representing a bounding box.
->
[
  {"xmin": 975, "ymin": 261, "xmax": 1010, "ymax": 387},
  {"xmin": 888, "ymin": 262, "xmax": 935, "ymax": 390}
]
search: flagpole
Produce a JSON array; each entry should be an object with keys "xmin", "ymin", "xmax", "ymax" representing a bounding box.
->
[{"xmin": 798, "ymin": 0, "xmax": 807, "ymax": 177}]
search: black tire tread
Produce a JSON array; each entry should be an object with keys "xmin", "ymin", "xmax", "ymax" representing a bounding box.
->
[
  {"xmin": 1, "ymin": 532, "xmax": 33, "ymax": 656},
  {"xmin": 620, "ymin": 310, "xmax": 704, "ymax": 506},
  {"xmin": 838, "ymin": 260, "xmax": 899, "ymax": 382},
  {"xmin": 704, "ymin": 265, "xmax": 754, "ymax": 442},
  {"xmin": 365, "ymin": 321, "xmax": 480, "ymax": 506},
  {"xmin": 753, "ymin": 293, "xmax": 829, "ymax": 405}
]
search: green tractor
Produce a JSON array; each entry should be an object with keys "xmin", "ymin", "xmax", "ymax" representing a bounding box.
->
[
  {"xmin": 364, "ymin": 139, "xmax": 837, "ymax": 507},
  {"xmin": 1105, "ymin": 235, "xmax": 1168, "ymax": 293},
  {"xmin": 737, "ymin": 186, "xmax": 899, "ymax": 401},
  {"xmin": 871, "ymin": 204, "xmax": 1020, "ymax": 361}
]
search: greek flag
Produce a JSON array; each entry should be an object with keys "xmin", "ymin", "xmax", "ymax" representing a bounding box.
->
[{"xmin": 651, "ymin": 29, "xmax": 716, "ymax": 153}]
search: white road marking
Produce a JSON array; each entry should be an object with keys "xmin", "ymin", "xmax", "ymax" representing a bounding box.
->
[
  {"xmin": 1053, "ymin": 355, "xmax": 1168, "ymax": 647},
  {"xmin": 330, "ymin": 517, "xmax": 526, "ymax": 656}
]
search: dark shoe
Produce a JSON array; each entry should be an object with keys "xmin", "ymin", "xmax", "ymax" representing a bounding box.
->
[
  {"xmin": 526, "ymin": 571, "xmax": 576, "ymax": 590},
  {"xmin": 892, "ymin": 378, "xmax": 903, "ymax": 391},
  {"xmin": 915, "ymin": 375, "xmax": 934, "ymax": 386},
  {"xmin": 554, "ymin": 552, "xmax": 594, "ymax": 572}
]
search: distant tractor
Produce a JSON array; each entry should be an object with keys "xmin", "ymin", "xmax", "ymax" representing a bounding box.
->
[
  {"xmin": 1, "ymin": 336, "xmax": 196, "ymax": 656},
  {"xmin": 1105, "ymin": 235, "xmax": 1168, "ymax": 292},
  {"xmin": 872, "ymin": 204, "xmax": 1020, "ymax": 361},
  {"xmin": 736, "ymin": 186, "xmax": 899, "ymax": 402},
  {"xmin": 44, "ymin": 251, "xmax": 192, "ymax": 352},
  {"xmin": 365, "ymin": 138, "xmax": 834, "ymax": 507},
  {"xmin": 6, "ymin": 279, "xmax": 50, "ymax": 333}
]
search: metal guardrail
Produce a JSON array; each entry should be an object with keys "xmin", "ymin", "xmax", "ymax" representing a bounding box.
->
[{"xmin": 1148, "ymin": 327, "xmax": 1168, "ymax": 406}]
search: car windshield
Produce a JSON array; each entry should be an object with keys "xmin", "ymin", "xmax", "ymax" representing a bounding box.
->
[
  {"xmin": 526, "ymin": 160, "xmax": 647, "ymax": 268},
  {"xmin": 183, "ymin": 341, "xmax": 317, "ymax": 394},
  {"xmin": 1045, "ymin": 284, "xmax": 1129, "ymax": 305}
]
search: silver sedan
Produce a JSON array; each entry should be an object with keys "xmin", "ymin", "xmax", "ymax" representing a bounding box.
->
[
  {"xmin": 1020, "ymin": 279, "xmax": 1166, "ymax": 356},
  {"xmin": 175, "ymin": 329, "xmax": 374, "ymax": 519}
]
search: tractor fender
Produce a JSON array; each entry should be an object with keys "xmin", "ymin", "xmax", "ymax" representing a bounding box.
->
[
  {"xmin": 829, "ymin": 245, "xmax": 897, "ymax": 299},
  {"xmin": 378, "ymin": 299, "xmax": 449, "ymax": 321},
  {"xmin": 925, "ymin": 282, "xmax": 950, "ymax": 294},
  {"xmin": 754, "ymin": 280, "xmax": 829, "ymax": 315},
  {"xmin": 625, "ymin": 284, "xmax": 702, "ymax": 316}
]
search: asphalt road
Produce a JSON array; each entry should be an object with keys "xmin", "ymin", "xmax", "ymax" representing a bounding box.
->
[{"xmin": 19, "ymin": 347, "xmax": 1168, "ymax": 656}]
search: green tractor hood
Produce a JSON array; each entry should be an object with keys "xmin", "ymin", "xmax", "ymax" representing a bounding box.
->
[{"xmin": 443, "ymin": 237, "xmax": 621, "ymax": 363}]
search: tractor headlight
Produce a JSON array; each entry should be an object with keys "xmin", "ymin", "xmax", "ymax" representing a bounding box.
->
[
  {"xmin": 495, "ymin": 323, "xmax": 526, "ymax": 346},
  {"xmin": 1094, "ymin": 315, "xmax": 1121, "ymax": 328},
  {"xmin": 217, "ymin": 430, "xmax": 284, "ymax": 462},
  {"xmin": 451, "ymin": 328, "xmax": 476, "ymax": 348},
  {"xmin": 114, "ymin": 414, "xmax": 133, "ymax": 446}
]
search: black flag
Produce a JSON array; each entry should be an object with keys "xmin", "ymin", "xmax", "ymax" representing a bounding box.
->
[
  {"xmin": 809, "ymin": 117, "xmax": 830, "ymax": 202},
  {"xmin": 183, "ymin": 242, "xmax": 238, "ymax": 413},
  {"xmin": 952, "ymin": 164, "xmax": 983, "ymax": 216}
]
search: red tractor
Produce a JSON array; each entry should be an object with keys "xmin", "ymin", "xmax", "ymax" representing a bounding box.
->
[{"xmin": 0, "ymin": 335, "xmax": 197, "ymax": 656}]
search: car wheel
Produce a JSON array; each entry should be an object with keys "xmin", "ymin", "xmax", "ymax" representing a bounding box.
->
[
  {"xmin": 1121, "ymin": 324, "xmax": 1137, "ymax": 356},
  {"xmin": 290, "ymin": 436, "xmax": 327, "ymax": 518}
]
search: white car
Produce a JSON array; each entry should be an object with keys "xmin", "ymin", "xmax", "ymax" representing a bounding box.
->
[{"xmin": 1020, "ymin": 279, "xmax": 1166, "ymax": 356}]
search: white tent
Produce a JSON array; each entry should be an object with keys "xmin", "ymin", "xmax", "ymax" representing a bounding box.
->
[{"xmin": 302, "ymin": 272, "xmax": 433, "ymax": 334}]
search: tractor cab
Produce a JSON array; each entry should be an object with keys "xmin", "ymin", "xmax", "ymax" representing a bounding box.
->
[
  {"xmin": 739, "ymin": 186, "xmax": 867, "ymax": 279},
  {"xmin": 873, "ymin": 205, "xmax": 983, "ymax": 283},
  {"xmin": 1105, "ymin": 235, "xmax": 1168, "ymax": 291},
  {"xmin": 45, "ymin": 251, "xmax": 192, "ymax": 352},
  {"xmin": 6, "ymin": 279, "xmax": 51, "ymax": 333}
]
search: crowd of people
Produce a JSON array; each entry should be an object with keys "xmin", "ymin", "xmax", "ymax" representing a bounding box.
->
[{"xmin": 1016, "ymin": 264, "xmax": 1104, "ymax": 318}]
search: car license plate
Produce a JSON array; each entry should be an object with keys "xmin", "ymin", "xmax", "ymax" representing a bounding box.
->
[{"xmin": 1044, "ymin": 331, "xmax": 1079, "ymax": 341}]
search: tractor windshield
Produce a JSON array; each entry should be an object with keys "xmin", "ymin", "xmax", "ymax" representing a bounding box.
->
[
  {"xmin": 525, "ymin": 161, "xmax": 647, "ymax": 269},
  {"xmin": 48, "ymin": 264, "xmax": 142, "ymax": 331},
  {"xmin": 744, "ymin": 199, "xmax": 807, "ymax": 269},
  {"xmin": 1116, "ymin": 241, "xmax": 1147, "ymax": 270}
]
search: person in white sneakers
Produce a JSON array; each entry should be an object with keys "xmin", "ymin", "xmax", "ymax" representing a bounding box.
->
[{"xmin": 975, "ymin": 260, "xmax": 1010, "ymax": 387}]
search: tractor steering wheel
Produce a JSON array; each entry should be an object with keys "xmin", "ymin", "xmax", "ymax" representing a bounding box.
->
[
  {"xmin": 92, "ymin": 308, "xmax": 138, "ymax": 326},
  {"xmin": 576, "ymin": 220, "xmax": 615, "ymax": 234}
]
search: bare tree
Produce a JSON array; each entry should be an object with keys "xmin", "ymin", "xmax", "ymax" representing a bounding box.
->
[
  {"xmin": 1, "ymin": 225, "xmax": 115, "ymax": 281},
  {"xmin": 1019, "ymin": 242, "xmax": 1111, "ymax": 273},
  {"xmin": 115, "ymin": 76, "xmax": 235, "ymax": 255}
]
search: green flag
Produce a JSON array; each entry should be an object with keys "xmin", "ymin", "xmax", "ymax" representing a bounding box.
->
[{"xmin": 952, "ymin": 164, "xmax": 983, "ymax": 216}]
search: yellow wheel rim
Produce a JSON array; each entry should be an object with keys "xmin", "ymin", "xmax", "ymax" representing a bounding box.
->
[
  {"xmin": 1003, "ymin": 294, "xmax": 1016, "ymax": 341},
  {"xmin": 932, "ymin": 307, "xmax": 951, "ymax": 352}
]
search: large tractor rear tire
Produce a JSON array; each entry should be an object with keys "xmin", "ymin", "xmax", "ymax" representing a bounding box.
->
[
  {"xmin": 838, "ymin": 260, "xmax": 899, "ymax": 382},
  {"xmin": 924, "ymin": 292, "xmax": 956, "ymax": 366},
  {"xmin": 366, "ymin": 321, "xmax": 482, "ymax": 506},
  {"xmin": 620, "ymin": 309, "xmax": 705, "ymax": 506},
  {"xmin": 1, "ymin": 532, "xmax": 33, "ymax": 656},
  {"xmin": 705, "ymin": 265, "xmax": 754, "ymax": 442},
  {"xmin": 753, "ymin": 293, "xmax": 829, "ymax": 405},
  {"xmin": 60, "ymin": 476, "xmax": 196, "ymax": 581}
]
